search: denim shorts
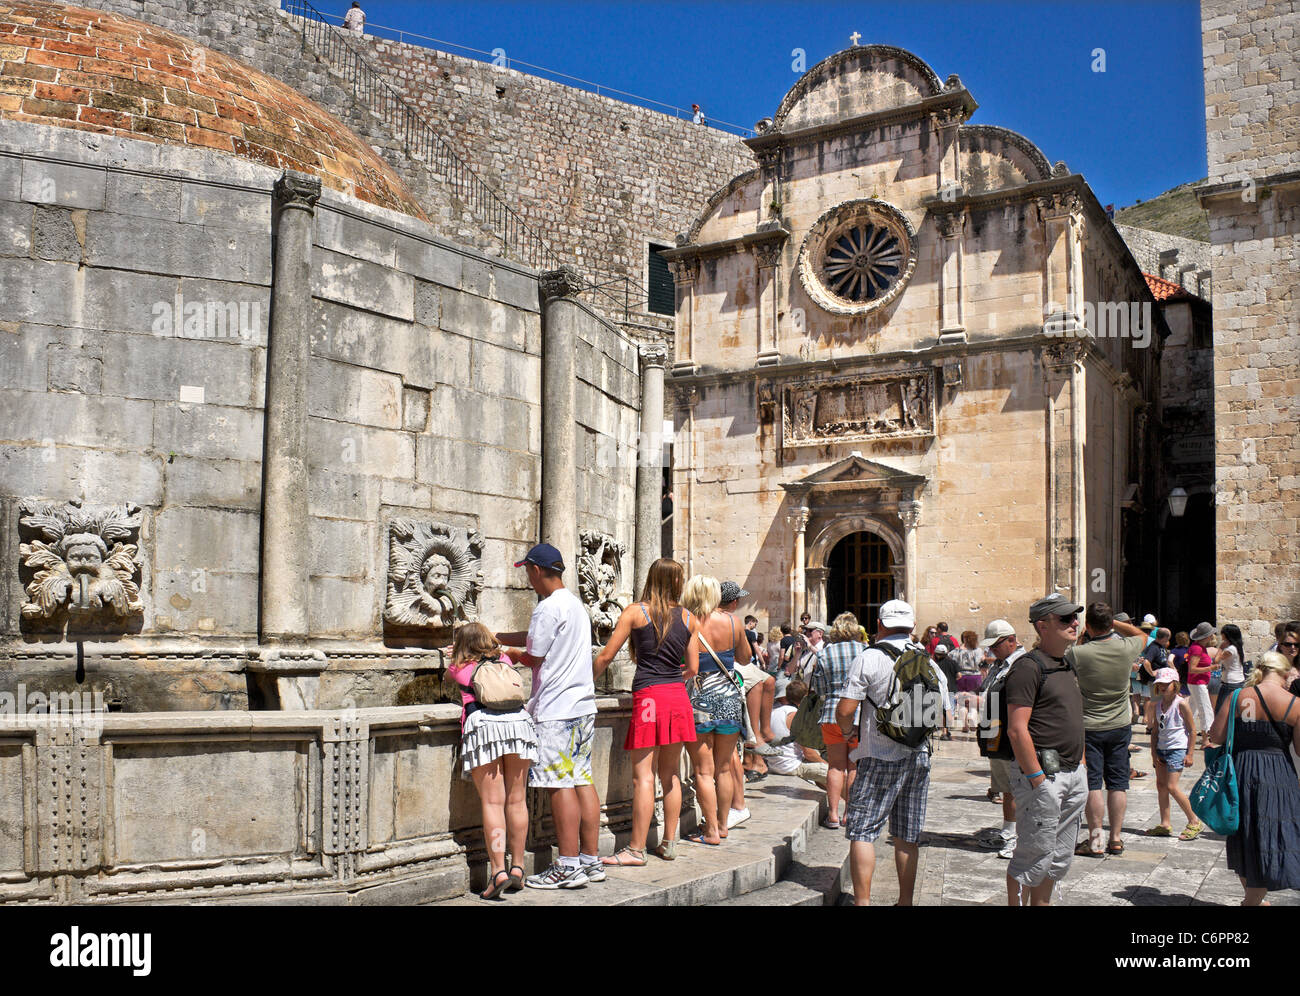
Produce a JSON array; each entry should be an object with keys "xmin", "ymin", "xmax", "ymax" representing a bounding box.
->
[{"xmin": 1155, "ymin": 747, "xmax": 1187, "ymax": 772}]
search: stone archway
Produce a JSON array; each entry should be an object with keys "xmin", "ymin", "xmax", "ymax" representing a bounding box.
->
[{"xmin": 806, "ymin": 516, "xmax": 906, "ymax": 624}]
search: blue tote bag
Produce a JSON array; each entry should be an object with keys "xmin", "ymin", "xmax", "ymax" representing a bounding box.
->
[{"xmin": 1190, "ymin": 687, "xmax": 1240, "ymax": 835}]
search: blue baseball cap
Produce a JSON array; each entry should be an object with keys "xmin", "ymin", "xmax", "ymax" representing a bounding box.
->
[{"xmin": 514, "ymin": 542, "xmax": 565, "ymax": 572}]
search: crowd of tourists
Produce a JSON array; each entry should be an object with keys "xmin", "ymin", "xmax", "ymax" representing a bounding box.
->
[{"xmin": 445, "ymin": 539, "xmax": 1300, "ymax": 905}]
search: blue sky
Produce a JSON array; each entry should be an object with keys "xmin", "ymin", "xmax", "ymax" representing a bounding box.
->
[{"xmin": 344, "ymin": 1, "xmax": 1207, "ymax": 209}]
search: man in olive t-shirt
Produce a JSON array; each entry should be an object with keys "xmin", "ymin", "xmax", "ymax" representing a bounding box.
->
[
  {"xmin": 1067, "ymin": 603, "xmax": 1148, "ymax": 856},
  {"xmin": 1003, "ymin": 593, "xmax": 1088, "ymax": 906}
]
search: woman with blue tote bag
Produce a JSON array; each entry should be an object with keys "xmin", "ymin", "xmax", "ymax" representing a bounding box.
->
[{"xmin": 1203, "ymin": 653, "xmax": 1300, "ymax": 906}]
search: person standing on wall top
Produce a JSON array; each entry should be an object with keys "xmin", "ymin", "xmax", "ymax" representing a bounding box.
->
[
  {"xmin": 496, "ymin": 543, "xmax": 603, "ymax": 890},
  {"xmin": 342, "ymin": 2, "xmax": 365, "ymax": 33}
]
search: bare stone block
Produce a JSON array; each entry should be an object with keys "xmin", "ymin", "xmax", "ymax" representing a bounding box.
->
[
  {"xmin": 155, "ymin": 506, "xmax": 259, "ymax": 574},
  {"xmin": 20, "ymin": 159, "xmax": 105, "ymax": 210},
  {"xmin": 0, "ymin": 324, "xmax": 48, "ymax": 392},
  {"xmin": 413, "ymin": 280, "xmax": 440, "ymax": 327},
  {"xmin": 313, "ymin": 247, "xmax": 414, "ymax": 321},
  {"xmin": 0, "ymin": 200, "xmax": 32, "ymax": 257},
  {"xmin": 308, "ymin": 418, "xmax": 415, "ymax": 479},
  {"xmin": 46, "ymin": 340, "xmax": 102, "ymax": 394},
  {"xmin": 309, "ymin": 517, "xmax": 373, "ymax": 578},
  {"xmin": 309, "ymin": 576, "xmax": 376, "ymax": 635},
  {"xmin": 162, "ymin": 456, "xmax": 260, "ymax": 509},
  {"xmin": 181, "ymin": 181, "xmax": 270, "ymax": 232},
  {"xmin": 308, "ymin": 469, "xmax": 380, "ymax": 520},
  {"xmin": 31, "ymin": 206, "xmax": 82, "ymax": 262},
  {"xmin": 154, "ymin": 403, "xmax": 263, "ymax": 463},
  {"xmin": 402, "ymin": 386, "xmax": 430, "ymax": 432},
  {"xmin": 1, "ymin": 389, "xmax": 153, "ymax": 448},
  {"xmin": 492, "ymin": 265, "xmax": 539, "ymax": 312},
  {"xmin": 104, "ymin": 172, "xmax": 182, "ymax": 221},
  {"xmin": 306, "ymin": 357, "xmax": 402, "ymax": 429}
]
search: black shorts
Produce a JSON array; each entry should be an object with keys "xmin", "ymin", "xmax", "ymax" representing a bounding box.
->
[{"xmin": 1084, "ymin": 725, "xmax": 1132, "ymax": 792}]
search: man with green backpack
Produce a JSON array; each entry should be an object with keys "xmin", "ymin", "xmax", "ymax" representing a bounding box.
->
[{"xmin": 834, "ymin": 599, "xmax": 948, "ymax": 906}]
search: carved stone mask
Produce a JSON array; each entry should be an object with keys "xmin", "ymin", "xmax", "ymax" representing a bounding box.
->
[
  {"xmin": 421, "ymin": 554, "xmax": 451, "ymax": 593},
  {"xmin": 63, "ymin": 537, "xmax": 107, "ymax": 574}
]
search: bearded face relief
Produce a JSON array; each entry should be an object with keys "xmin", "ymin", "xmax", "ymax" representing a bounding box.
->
[
  {"xmin": 18, "ymin": 499, "xmax": 144, "ymax": 627},
  {"xmin": 384, "ymin": 520, "xmax": 484, "ymax": 630}
]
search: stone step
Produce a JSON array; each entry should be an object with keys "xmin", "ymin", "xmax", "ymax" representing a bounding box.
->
[
  {"xmin": 432, "ymin": 774, "xmax": 827, "ymax": 907},
  {"xmin": 709, "ymin": 802, "xmax": 850, "ymax": 907}
]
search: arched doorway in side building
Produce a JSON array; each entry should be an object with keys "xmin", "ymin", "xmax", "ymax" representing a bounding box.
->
[{"xmin": 826, "ymin": 531, "xmax": 897, "ymax": 632}]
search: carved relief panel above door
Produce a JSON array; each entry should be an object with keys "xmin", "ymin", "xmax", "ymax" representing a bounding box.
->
[{"xmin": 781, "ymin": 368, "xmax": 935, "ymax": 447}]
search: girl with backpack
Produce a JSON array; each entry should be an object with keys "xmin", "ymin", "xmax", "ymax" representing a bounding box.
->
[
  {"xmin": 447, "ymin": 622, "xmax": 538, "ymax": 900},
  {"xmin": 592, "ymin": 558, "xmax": 701, "ymax": 864}
]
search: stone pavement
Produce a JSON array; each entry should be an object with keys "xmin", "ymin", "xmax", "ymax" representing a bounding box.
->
[{"xmin": 867, "ymin": 725, "xmax": 1300, "ymax": 906}]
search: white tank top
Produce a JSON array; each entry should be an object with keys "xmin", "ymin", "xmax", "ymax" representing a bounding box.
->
[
  {"xmin": 1157, "ymin": 696, "xmax": 1189, "ymax": 751},
  {"xmin": 1219, "ymin": 645, "xmax": 1244, "ymax": 685}
]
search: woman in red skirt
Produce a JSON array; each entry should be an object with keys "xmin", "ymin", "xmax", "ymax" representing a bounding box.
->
[{"xmin": 593, "ymin": 557, "xmax": 700, "ymax": 864}]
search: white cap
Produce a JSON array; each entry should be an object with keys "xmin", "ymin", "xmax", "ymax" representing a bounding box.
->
[
  {"xmin": 979, "ymin": 619, "xmax": 1016, "ymax": 648},
  {"xmin": 878, "ymin": 599, "xmax": 915, "ymax": 630},
  {"xmin": 1142, "ymin": 613, "xmax": 1158, "ymax": 626}
]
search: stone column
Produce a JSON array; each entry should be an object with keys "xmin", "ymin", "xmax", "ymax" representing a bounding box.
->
[
  {"xmin": 754, "ymin": 242, "xmax": 781, "ymax": 366},
  {"xmin": 805, "ymin": 566, "xmax": 829, "ymax": 623},
  {"xmin": 935, "ymin": 208, "xmax": 966, "ymax": 343},
  {"xmin": 1042, "ymin": 340, "xmax": 1086, "ymax": 601},
  {"xmin": 787, "ymin": 506, "xmax": 810, "ymax": 620},
  {"xmin": 539, "ymin": 266, "xmax": 582, "ymax": 572},
  {"xmin": 634, "ymin": 343, "xmax": 669, "ymax": 591},
  {"xmin": 260, "ymin": 170, "xmax": 319, "ymax": 645},
  {"xmin": 668, "ymin": 258, "xmax": 699, "ymax": 376},
  {"xmin": 899, "ymin": 498, "xmax": 922, "ymax": 607}
]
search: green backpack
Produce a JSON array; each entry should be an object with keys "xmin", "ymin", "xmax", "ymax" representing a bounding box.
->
[
  {"xmin": 865, "ymin": 642, "xmax": 943, "ymax": 749},
  {"xmin": 789, "ymin": 653, "xmax": 827, "ymax": 752}
]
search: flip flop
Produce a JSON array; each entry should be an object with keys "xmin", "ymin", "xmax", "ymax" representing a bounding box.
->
[
  {"xmin": 821, "ymin": 817, "xmax": 842, "ymax": 830},
  {"xmin": 682, "ymin": 831, "xmax": 722, "ymax": 846},
  {"xmin": 601, "ymin": 846, "xmax": 646, "ymax": 866},
  {"xmin": 478, "ymin": 869, "xmax": 511, "ymax": 900},
  {"xmin": 1179, "ymin": 824, "xmax": 1203, "ymax": 841}
]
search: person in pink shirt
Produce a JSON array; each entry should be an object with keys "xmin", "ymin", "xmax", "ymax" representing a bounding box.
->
[
  {"xmin": 447, "ymin": 622, "xmax": 538, "ymax": 899},
  {"xmin": 1185, "ymin": 622, "xmax": 1217, "ymax": 748}
]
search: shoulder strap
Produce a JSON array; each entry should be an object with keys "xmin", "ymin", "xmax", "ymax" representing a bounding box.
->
[
  {"xmin": 1254, "ymin": 689, "xmax": 1297, "ymax": 771},
  {"xmin": 1225, "ymin": 688, "xmax": 1240, "ymax": 755},
  {"xmin": 876, "ymin": 641, "xmax": 903, "ymax": 662},
  {"xmin": 728, "ymin": 614, "xmax": 736, "ymax": 648}
]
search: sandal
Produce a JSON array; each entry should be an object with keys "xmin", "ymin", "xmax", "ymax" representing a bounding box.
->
[
  {"xmin": 1131, "ymin": 770, "xmax": 1149, "ymax": 778},
  {"xmin": 479, "ymin": 869, "xmax": 511, "ymax": 900},
  {"xmin": 507, "ymin": 865, "xmax": 525, "ymax": 891},
  {"xmin": 1074, "ymin": 841, "xmax": 1103, "ymax": 857},
  {"xmin": 651, "ymin": 840, "xmax": 677, "ymax": 861},
  {"xmin": 682, "ymin": 831, "xmax": 722, "ymax": 846},
  {"xmin": 1145, "ymin": 825, "xmax": 1173, "ymax": 837},
  {"xmin": 1179, "ymin": 823, "xmax": 1203, "ymax": 841},
  {"xmin": 601, "ymin": 845, "xmax": 646, "ymax": 867},
  {"xmin": 1106, "ymin": 840, "xmax": 1125, "ymax": 855},
  {"xmin": 820, "ymin": 817, "xmax": 842, "ymax": 830}
]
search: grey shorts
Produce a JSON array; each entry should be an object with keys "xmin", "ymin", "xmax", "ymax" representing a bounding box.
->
[
  {"xmin": 989, "ymin": 757, "xmax": 1015, "ymax": 795},
  {"xmin": 1007, "ymin": 762, "xmax": 1088, "ymax": 888}
]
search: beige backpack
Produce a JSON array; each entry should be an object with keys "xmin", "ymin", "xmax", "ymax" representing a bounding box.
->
[{"xmin": 470, "ymin": 657, "xmax": 532, "ymax": 711}]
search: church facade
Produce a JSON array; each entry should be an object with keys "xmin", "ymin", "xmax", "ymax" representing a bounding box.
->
[{"xmin": 666, "ymin": 46, "xmax": 1167, "ymax": 630}]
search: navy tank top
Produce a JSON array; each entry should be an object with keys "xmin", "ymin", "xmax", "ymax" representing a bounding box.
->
[{"xmin": 630, "ymin": 605, "xmax": 692, "ymax": 692}]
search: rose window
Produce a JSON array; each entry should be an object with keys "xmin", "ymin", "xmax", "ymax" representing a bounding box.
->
[
  {"xmin": 822, "ymin": 223, "xmax": 904, "ymax": 302},
  {"xmin": 797, "ymin": 200, "xmax": 917, "ymax": 316}
]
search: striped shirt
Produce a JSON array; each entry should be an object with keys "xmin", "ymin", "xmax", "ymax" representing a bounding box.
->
[{"xmin": 809, "ymin": 639, "xmax": 868, "ymax": 725}]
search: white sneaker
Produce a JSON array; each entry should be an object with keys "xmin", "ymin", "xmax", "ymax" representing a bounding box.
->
[
  {"xmin": 998, "ymin": 841, "xmax": 1016, "ymax": 859},
  {"xmin": 727, "ymin": 807, "xmax": 751, "ymax": 829},
  {"xmin": 580, "ymin": 860, "xmax": 606, "ymax": 883},
  {"xmin": 525, "ymin": 862, "xmax": 588, "ymax": 889}
]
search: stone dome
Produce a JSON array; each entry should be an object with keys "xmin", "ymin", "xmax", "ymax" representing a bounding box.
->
[{"xmin": 0, "ymin": 1, "xmax": 426, "ymax": 219}]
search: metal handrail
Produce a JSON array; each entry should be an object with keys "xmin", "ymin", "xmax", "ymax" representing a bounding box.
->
[
  {"xmin": 286, "ymin": 0, "xmax": 560, "ymax": 272},
  {"xmin": 292, "ymin": 8, "xmax": 754, "ymax": 137}
]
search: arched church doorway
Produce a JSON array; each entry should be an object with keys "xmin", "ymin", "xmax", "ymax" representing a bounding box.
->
[{"xmin": 826, "ymin": 531, "xmax": 895, "ymax": 632}]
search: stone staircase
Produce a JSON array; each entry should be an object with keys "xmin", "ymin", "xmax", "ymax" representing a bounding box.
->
[{"xmin": 432, "ymin": 775, "xmax": 850, "ymax": 907}]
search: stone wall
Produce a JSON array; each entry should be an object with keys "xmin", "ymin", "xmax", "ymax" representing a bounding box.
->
[
  {"xmin": 1115, "ymin": 224, "xmax": 1212, "ymax": 297},
  {"xmin": 0, "ymin": 699, "xmax": 640, "ymax": 904},
  {"xmin": 0, "ymin": 119, "xmax": 641, "ymax": 709},
  {"xmin": 1199, "ymin": 0, "xmax": 1300, "ymax": 648},
  {"xmin": 80, "ymin": 0, "xmax": 756, "ymax": 304}
]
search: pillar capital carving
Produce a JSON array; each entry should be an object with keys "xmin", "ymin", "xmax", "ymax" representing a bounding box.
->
[
  {"xmin": 667, "ymin": 257, "xmax": 699, "ymax": 286},
  {"xmin": 933, "ymin": 207, "xmax": 965, "ymax": 239},
  {"xmin": 1041, "ymin": 339, "xmax": 1085, "ymax": 375},
  {"xmin": 756, "ymin": 147, "xmax": 782, "ymax": 171},
  {"xmin": 753, "ymin": 243, "xmax": 782, "ymax": 269},
  {"xmin": 539, "ymin": 265, "xmax": 583, "ymax": 301},
  {"xmin": 273, "ymin": 170, "xmax": 321, "ymax": 211},
  {"xmin": 639, "ymin": 343, "xmax": 669, "ymax": 370},
  {"xmin": 899, "ymin": 499, "xmax": 922, "ymax": 531},
  {"xmin": 669, "ymin": 382, "xmax": 698, "ymax": 411},
  {"xmin": 787, "ymin": 507, "xmax": 810, "ymax": 532}
]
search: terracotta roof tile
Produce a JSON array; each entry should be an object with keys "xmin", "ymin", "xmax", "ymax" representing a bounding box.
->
[{"xmin": 1144, "ymin": 272, "xmax": 1197, "ymax": 302}]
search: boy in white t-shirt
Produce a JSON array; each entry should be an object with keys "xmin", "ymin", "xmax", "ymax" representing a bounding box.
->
[
  {"xmin": 496, "ymin": 543, "xmax": 602, "ymax": 890},
  {"xmin": 767, "ymin": 681, "xmax": 828, "ymax": 787}
]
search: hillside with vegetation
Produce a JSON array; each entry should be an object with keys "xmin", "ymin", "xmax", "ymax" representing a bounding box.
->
[{"xmin": 1114, "ymin": 178, "xmax": 1210, "ymax": 241}]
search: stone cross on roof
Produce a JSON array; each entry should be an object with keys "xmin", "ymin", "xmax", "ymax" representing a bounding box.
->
[{"xmin": 850, "ymin": 31, "xmax": 862, "ymax": 45}]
